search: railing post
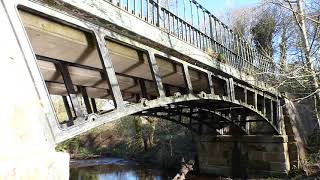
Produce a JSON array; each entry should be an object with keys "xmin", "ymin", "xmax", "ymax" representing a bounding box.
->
[
  {"xmin": 239, "ymin": 39, "xmax": 245, "ymax": 70},
  {"xmin": 107, "ymin": 0, "xmax": 270, "ymax": 74},
  {"xmin": 152, "ymin": 0, "xmax": 155, "ymax": 24},
  {"xmin": 127, "ymin": 0, "xmax": 130, "ymax": 11},
  {"xmin": 156, "ymin": 0, "xmax": 160, "ymax": 26},
  {"xmin": 146, "ymin": 0, "xmax": 149, "ymax": 22},
  {"xmin": 190, "ymin": 0, "xmax": 194, "ymax": 26},
  {"xmin": 133, "ymin": 0, "xmax": 136, "ymax": 15}
]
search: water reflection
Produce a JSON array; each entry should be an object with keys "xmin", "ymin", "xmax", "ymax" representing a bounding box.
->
[{"xmin": 70, "ymin": 158, "xmax": 168, "ymax": 180}]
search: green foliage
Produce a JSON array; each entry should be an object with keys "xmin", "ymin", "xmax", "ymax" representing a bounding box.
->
[
  {"xmin": 217, "ymin": 53, "xmax": 225, "ymax": 63},
  {"xmin": 251, "ymin": 13, "xmax": 276, "ymax": 57},
  {"xmin": 56, "ymin": 136, "xmax": 95, "ymax": 158},
  {"xmin": 56, "ymin": 116, "xmax": 197, "ymax": 169}
]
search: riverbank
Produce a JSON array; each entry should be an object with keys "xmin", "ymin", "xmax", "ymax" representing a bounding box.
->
[{"xmin": 56, "ymin": 117, "xmax": 198, "ymax": 171}]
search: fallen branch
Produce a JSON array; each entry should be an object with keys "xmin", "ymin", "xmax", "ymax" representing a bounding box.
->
[{"xmin": 172, "ymin": 158, "xmax": 195, "ymax": 180}]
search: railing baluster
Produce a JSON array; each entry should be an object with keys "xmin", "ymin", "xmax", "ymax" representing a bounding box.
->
[
  {"xmin": 104, "ymin": 0, "xmax": 277, "ymax": 74},
  {"xmin": 209, "ymin": 16, "xmax": 214, "ymax": 51},
  {"xmin": 133, "ymin": 0, "xmax": 136, "ymax": 14},
  {"xmin": 126, "ymin": 0, "xmax": 129, "ymax": 11},
  {"xmin": 239, "ymin": 39, "xmax": 245, "ymax": 70},
  {"xmin": 176, "ymin": 16, "xmax": 179, "ymax": 36},
  {"xmin": 183, "ymin": 0, "xmax": 186, "ymax": 20},
  {"xmin": 156, "ymin": 0, "xmax": 160, "ymax": 26},
  {"xmin": 203, "ymin": 10, "xmax": 207, "ymax": 35},
  {"xmin": 185, "ymin": 23, "xmax": 188, "ymax": 42},
  {"xmin": 140, "ymin": 0, "xmax": 143, "ymax": 17},
  {"xmin": 223, "ymin": 26, "xmax": 227, "ymax": 47},
  {"xmin": 168, "ymin": 12, "xmax": 171, "ymax": 33},
  {"xmin": 152, "ymin": 0, "xmax": 155, "ymax": 24},
  {"xmin": 196, "ymin": 5, "xmax": 200, "ymax": 30},
  {"xmin": 146, "ymin": 0, "xmax": 149, "ymax": 21},
  {"xmin": 190, "ymin": 0, "xmax": 194, "ymax": 26},
  {"xmin": 214, "ymin": 18, "xmax": 218, "ymax": 44},
  {"xmin": 163, "ymin": 8, "xmax": 166, "ymax": 30},
  {"xmin": 246, "ymin": 43, "xmax": 252, "ymax": 72},
  {"xmin": 181, "ymin": 20, "xmax": 184, "ymax": 40},
  {"xmin": 219, "ymin": 23, "xmax": 224, "ymax": 46},
  {"xmin": 197, "ymin": 32, "xmax": 200, "ymax": 48},
  {"xmin": 227, "ymin": 28, "xmax": 234, "ymax": 64},
  {"xmin": 172, "ymin": 15, "xmax": 175, "ymax": 35}
]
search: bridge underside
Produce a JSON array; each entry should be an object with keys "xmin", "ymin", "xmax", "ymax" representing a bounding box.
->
[
  {"xmin": 13, "ymin": 1, "xmax": 281, "ymax": 143},
  {"xmin": 137, "ymin": 99, "xmax": 278, "ymax": 135}
]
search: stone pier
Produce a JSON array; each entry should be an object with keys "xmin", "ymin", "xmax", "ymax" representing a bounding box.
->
[{"xmin": 197, "ymin": 135, "xmax": 294, "ymax": 178}]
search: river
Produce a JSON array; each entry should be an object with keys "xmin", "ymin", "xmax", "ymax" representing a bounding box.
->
[{"xmin": 70, "ymin": 158, "xmax": 216, "ymax": 180}]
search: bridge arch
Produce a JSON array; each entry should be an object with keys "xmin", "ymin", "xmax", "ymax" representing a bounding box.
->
[{"xmin": 134, "ymin": 96, "xmax": 280, "ymax": 136}]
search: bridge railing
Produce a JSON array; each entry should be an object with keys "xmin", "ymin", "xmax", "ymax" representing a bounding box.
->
[{"xmin": 107, "ymin": 0, "xmax": 275, "ymax": 75}]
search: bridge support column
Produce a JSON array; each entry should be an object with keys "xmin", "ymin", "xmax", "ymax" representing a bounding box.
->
[
  {"xmin": 197, "ymin": 135, "xmax": 293, "ymax": 178},
  {"xmin": 0, "ymin": 64, "xmax": 69, "ymax": 179},
  {"xmin": 0, "ymin": 5, "xmax": 69, "ymax": 177},
  {"xmin": 0, "ymin": 81, "xmax": 69, "ymax": 179}
]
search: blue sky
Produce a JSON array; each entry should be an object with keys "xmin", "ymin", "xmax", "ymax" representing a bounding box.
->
[{"xmin": 197, "ymin": 0, "xmax": 260, "ymax": 15}]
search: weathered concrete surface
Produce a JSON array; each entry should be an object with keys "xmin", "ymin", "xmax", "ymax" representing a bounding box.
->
[
  {"xmin": 0, "ymin": 152, "xmax": 69, "ymax": 179},
  {"xmin": 197, "ymin": 135, "xmax": 292, "ymax": 178},
  {"xmin": 0, "ymin": 2, "xmax": 69, "ymax": 179}
]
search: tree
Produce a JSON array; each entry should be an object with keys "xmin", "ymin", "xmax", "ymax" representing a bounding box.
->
[
  {"xmin": 281, "ymin": 0, "xmax": 320, "ymax": 127},
  {"xmin": 251, "ymin": 12, "xmax": 276, "ymax": 57},
  {"xmin": 134, "ymin": 116, "xmax": 144, "ymax": 151}
]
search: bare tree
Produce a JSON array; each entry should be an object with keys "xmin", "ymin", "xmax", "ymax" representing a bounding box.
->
[{"xmin": 272, "ymin": 0, "xmax": 320, "ymax": 127}]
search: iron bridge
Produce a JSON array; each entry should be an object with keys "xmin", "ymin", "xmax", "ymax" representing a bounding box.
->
[{"xmin": 2, "ymin": 0, "xmax": 282, "ymax": 144}]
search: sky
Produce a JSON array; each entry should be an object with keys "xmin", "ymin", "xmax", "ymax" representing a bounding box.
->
[{"xmin": 196, "ymin": 0, "xmax": 260, "ymax": 16}]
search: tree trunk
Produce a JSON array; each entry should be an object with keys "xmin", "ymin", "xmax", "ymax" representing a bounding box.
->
[
  {"xmin": 295, "ymin": 0, "xmax": 320, "ymax": 127},
  {"xmin": 147, "ymin": 117, "xmax": 156, "ymax": 147},
  {"xmin": 279, "ymin": 26, "xmax": 287, "ymax": 75},
  {"xmin": 134, "ymin": 117, "xmax": 144, "ymax": 151}
]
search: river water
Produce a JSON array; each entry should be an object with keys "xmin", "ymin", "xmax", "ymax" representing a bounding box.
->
[{"xmin": 70, "ymin": 158, "xmax": 215, "ymax": 180}]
